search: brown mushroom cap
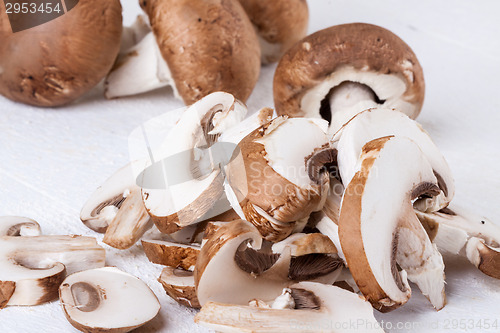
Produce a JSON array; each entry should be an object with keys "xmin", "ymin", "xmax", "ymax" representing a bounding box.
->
[
  {"xmin": 238, "ymin": 0, "xmax": 309, "ymax": 64},
  {"xmin": 0, "ymin": 0, "xmax": 122, "ymax": 107},
  {"xmin": 141, "ymin": 0, "xmax": 260, "ymax": 104},
  {"xmin": 273, "ymin": 23, "xmax": 425, "ymax": 121}
]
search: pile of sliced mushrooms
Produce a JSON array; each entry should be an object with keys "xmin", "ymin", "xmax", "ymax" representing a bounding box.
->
[{"xmin": 1, "ymin": 1, "xmax": 499, "ymax": 332}]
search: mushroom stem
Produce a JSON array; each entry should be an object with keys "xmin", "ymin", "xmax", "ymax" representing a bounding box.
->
[
  {"xmin": 416, "ymin": 205, "xmax": 500, "ymax": 278},
  {"xmin": 105, "ymin": 32, "xmax": 178, "ymax": 99},
  {"xmin": 120, "ymin": 15, "xmax": 151, "ymax": 53},
  {"xmin": 327, "ymin": 81, "xmax": 379, "ymax": 131}
]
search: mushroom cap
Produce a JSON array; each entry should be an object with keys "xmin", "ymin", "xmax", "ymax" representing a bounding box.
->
[
  {"xmin": 59, "ymin": 267, "xmax": 160, "ymax": 333},
  {"xmin": 238, "ymin": 0, "xmax": 309, "ymax": 64},
  {"xmin": 0, "ymin": 0, "xmax": 122, "ymax": 106},
  {"xmin": 225, "ymin": 117, "xmax": 331, "ymax": 241},
  {"xmin": 141, "ymin": 0, "xmax": 261, "ymax": 104},
  {"xmin": 339, "ymin": 136, "xmax": 445, "ymax": 312},
  {"xmin": 273, "ymin": 23, "xmax": 425, "ymax": 124},
  {"xmin": 142, "ymin": 239, "xmax": 200, "ymax": 271}
]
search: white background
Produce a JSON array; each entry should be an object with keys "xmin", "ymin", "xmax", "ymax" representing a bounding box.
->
[{"xmin": 1, "ymin": 1, "xmax": 500, "ymax": 332}]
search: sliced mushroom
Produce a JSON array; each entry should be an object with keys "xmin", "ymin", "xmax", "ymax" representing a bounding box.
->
[
  {"xmin": 0, "ymin": 0, "xmax": 122, "ymax": 106},
  {"xmin": 0, "ymin": 216, "xmax": 41, "ymax": 236},
  {"xmin": 273, "ymin": 23, "xmax": 425, "ymax": 133},
  {"xmin": 0, "ymin": 235, "xmax": 105, "ymax": 308},
  {"xmin": 107, "ymin": 0, "xmax": 260, "ymax": 104},
  {"xmin": 225, "ymin": 117, "xmax": 333, "ymax": 241},
  {"xmin": 142, "ymin": 240, "xmax": 200, "ymax": 271},
  {"xmin": 339, "ymin": 136, "xmax": 446, "ymax": 311},
  {"xmin": 195, "ymin": 281, "xmax": 382, "ymax": 332},
  {"xmin": 59, "ymin": 267, "xmax": 160, "ymax": 333},
  {"xmin": 238, "ymin": 0, "xmax": 309, "ymax": 64},
  {"xmin": 140, "ymin": 92, "xmax": 247, "ymax": 233},
  {"xmin": 333, "ymin": 107, "xmax": 454, "ymax": 211},
  {"xmin": 195, "ymin": 220, "xmax": 344, "ymax": 306},
  {"xmin": 416, "ymin": 205, "xmax": 500, "ymax": 278},
  {"xmin": 158, "ymin": 267, "xmax": 200, "ymax": 308}
]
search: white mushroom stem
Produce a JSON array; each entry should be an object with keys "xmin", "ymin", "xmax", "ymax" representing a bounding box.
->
[
  {"xmin": 105, "ymin": 32, "xmax": 179, "ymax": 99},
  {"xmin": 59, "ymin": 267, "xmax": 160, "ymax": 333},
  {"xmin": 0, "ymin": 216, "xmax": 41, "ymax": 236},
  {"xmin": 195, "ymin": 282, "xmax": 382, "ymax": 333},
  {"xmin": 328, "ymin": 81, "xmax": 379, "ymax": 132},
  {"xmin": 416, "ymin": 205, "xmax": 500, "ymax": 278},
  {"xmin": 120, "ymin": 15, "xmax": 151, "ymax": 53},
  {"xmin": 0, "ymin": 235, "xmax": 105, "ymax": 306}
]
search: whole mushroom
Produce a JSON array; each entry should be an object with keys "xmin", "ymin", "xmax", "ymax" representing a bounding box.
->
[
  {"xmin": 0, "ymin": 0, "xmax": 122, "ymax": 106},
  {"xmin": 106, "ymin": 0, "xmax": 261, "ymax": 104},
  {"xmin": 273, "ymin": 23, "xmax": 425, "ymax": 134}
]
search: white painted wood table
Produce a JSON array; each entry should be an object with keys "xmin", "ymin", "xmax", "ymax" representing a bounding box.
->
[{"xmin": 1, "ymin": 1, "xmax": 499, "ymax": 332}]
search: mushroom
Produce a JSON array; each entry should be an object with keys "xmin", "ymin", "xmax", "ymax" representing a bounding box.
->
[
  {"xmin": 158, "ymin": 267, "xmax": 200, "ymax": 308},
  {"xmin": 333, "ymin": 108, "xmax": 454, "ymax": 211},
  {"xmin": 0, "ymin": 0, "xmax": 122, "ymax": 106},
  {"xmin": 0, "ymin": 235, "xmax": 105, "ymax": 308},
  {"xmin": 80, "ymin": 160, "xmax": 153, "ymax": 249},
  {"xmin": 142, "ymin": 240, "xmax": 200, "ymax": 271},
  {"xmin": 0, "ymin": 216, "xmax": 41, "ymax": 236},
  {"xmin": 339, "ymin": 136, "xmax": 446, "ymax": 311},
  {"xmin": 273, "ymin": 23, "xmax": 425, "ymax": 134},
  {"xmin": 238, "ymin": 0, "xmax": 309, "ymax": 64},
  {"xmin": 59, "ymin": 267, "xmax": 160, "ymax": 332},
  {"xmin": 119, "ymin": 15, "xmax": 151, "ymax": 53},
  {"xmin": 195, "ymin": 281, "xmax": 382, "ymax": 332},
  {"xmin": 195, "ymin": 220, "xmax": 343, "ymax": 306},
  {"xmin": 140, "ymin": 92, "xmax": 247, "ymax": 233},
  {"xmin": 416, "ymin": 205, "xmax": 500, "ymax": 279},
  {"xmin": 106, "ymin": 0, "xmax": 261, "ymax": 104},
  {"xmin": 225, "ymin": 116, "xmax": 335, "ymax": 241}
]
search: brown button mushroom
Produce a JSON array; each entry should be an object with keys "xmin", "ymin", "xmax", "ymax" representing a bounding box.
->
[
  {"xmin": 106, "ymin": 0, "xmax": 261, "ymax": 104},
  {"xmin": 0, "ymin": 0, "xmax": 122, "ymax": 107},
  {"xmin": 238, "ymin": 0, "xmax": 309, "ymax": 64},
  {"xmin": 273, "ymin": 23, "xmax": 425, "ymax": 133}
]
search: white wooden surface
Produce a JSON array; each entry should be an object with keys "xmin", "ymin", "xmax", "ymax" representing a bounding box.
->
[{"xmin": 1, "ymin": 1, "xmax": 499, "ymax": 332}]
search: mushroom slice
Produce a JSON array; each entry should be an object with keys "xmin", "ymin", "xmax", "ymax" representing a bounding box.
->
[
  {"xmin": 59, "ymin": 267, "xmax": 160, "ymax": 333},
  {"xmin": 142, "ymin": 240, "xmax": 200, "ymax": 271},
  {"xmin": 238, "ymin": 0, "xmax": 309, "ymax": 64},
  {"xmin": 0, "ymin": 0, "xmax": 122, "ymax": 106},
  {"xmin": 119, "ymin": 15, "xmax": 151, "ymax": 54},
  {"xmin": 158, "ymin": 267, "xmax": 200, "ymax": 308},
  {"xmin": 102, "ymin": 188, "xmax": 153, "ymax": 249},
  {"xmin": 0, "ymin": 216, "xmax": 41, "ymax": 236},
  {"xmin": 140, "ymin": 92, "xmax": 247, "ymax": 233},
  {"xmin": 339, "ymin": 136, "xmax": 446, "ymax": 311},
  {"xmin": 333, "ymin": 107, "xmax": 454, "ymax": 210},
  {"xmin": 195, "ymin": 281, "xmax": 382, "ymax": 333},
  {"xmin": 225, "ymin": 117, "xmax": 332, "ymax": 241},
  {"xmin": 0, "ymin": 235, "xmax": 105, "ymax": 308},
  {"xmin": 416, "ymin": 205, "xmax": 500, "ymax": 278},
  {"xmin": 273, "ymin": 23, "xmax": 424, "ymax": 134},
  {"xmin": 195, "ymin": 220, "xmax": 289, "ymax": 306},
  {"xmin": 81, "ymin": 160, "xmax": 148, "ymax": 234}
]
